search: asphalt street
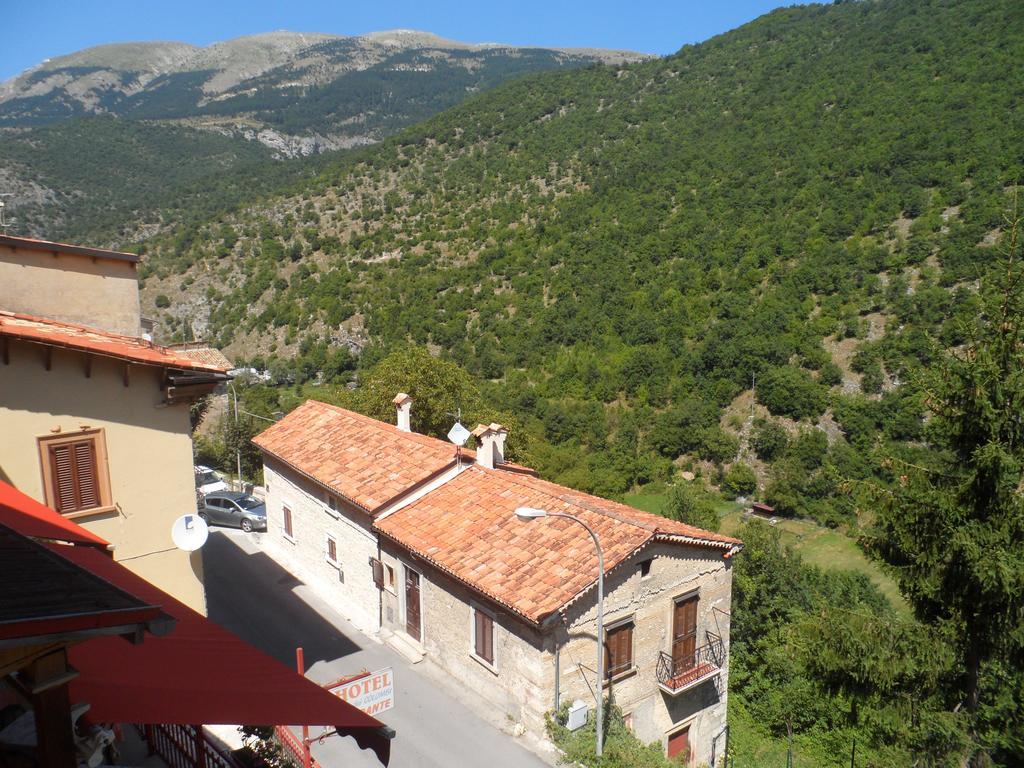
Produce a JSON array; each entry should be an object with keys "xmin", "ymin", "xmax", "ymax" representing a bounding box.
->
[{"xmin": 202, "ymin": 528, "xmax": 551, "ymax": 768}]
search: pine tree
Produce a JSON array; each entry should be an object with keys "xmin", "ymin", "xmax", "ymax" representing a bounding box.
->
[{"xmin": 865, "ymin": 215, "xmax": 1024, "ymax": 764}]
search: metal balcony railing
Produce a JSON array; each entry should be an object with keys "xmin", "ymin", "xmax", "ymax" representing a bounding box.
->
[{"xmin": 655, "ymin": 635, "xmax": 725, "ymax": 694}]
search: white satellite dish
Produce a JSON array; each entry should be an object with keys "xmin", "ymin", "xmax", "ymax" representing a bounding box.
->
[
  {"xmin": 447, "ymin": 421, "xmax": 471, "ymax": 447},
  {"xmin": 171, "ymin": 514, "xmax": 209, "ymax": 552}
]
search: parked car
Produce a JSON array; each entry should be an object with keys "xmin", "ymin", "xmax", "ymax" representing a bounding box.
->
[
  {"xmin": 195, "ymin": 465, "xmax": 228, "ymax": 495},
  {"xmin": 199, "ymin": 492, "xmax": 267, "ymax": 533}
]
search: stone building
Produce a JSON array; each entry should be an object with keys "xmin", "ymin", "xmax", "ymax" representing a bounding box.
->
[{"xmin": 254, "ymin": 397, "xmax": 742, "ymax": 764}]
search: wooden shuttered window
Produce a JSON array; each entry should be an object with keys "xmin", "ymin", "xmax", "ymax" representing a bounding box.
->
[
  {"xmin": 48, "ymin": 439, "xmax": 100, "ymax": 514},
  {"xmin": 282, "ymin": 506, "xmax": 293, "ymax": 538},
  {"xmin": 605, "ymin": 621, "xmax": 634, "ymax": 679},
  {"xmin": 473, "ymin": 608, "xmax": 494, "ymax": 665}
]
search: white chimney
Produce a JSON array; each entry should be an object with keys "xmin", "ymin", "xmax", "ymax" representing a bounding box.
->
[
  {"xmin": 393, "ymin": 393, "xmax": 413, "ymax": 432},
  {"xmin": 472, "ymin": 423, "xmax": 508, "ymax": 469}
]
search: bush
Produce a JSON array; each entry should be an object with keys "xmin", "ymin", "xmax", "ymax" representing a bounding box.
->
[
  {"xmin": 155, "ymin": 294, "xmax": 171, "ymax": 308},
  {"xmin": 723, "ymin": 463, "xmax": 758, "ymax": 497},
  {"xmin": 547, "ymin": 703, "xmax": 676, "ymax": 768}
]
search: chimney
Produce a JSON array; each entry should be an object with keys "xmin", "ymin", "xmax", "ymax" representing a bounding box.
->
[
  {"xmin": 393, "ymin": 393, "xmax": 413, "ymax": 432},
  {"xmin": 472, "ymin": 423, "xmax": 508, "ymax": 469}
]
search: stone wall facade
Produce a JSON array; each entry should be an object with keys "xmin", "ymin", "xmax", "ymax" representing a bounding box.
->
[
  {"xmin": 556, "ymin": 543, "xmax": 733, "ymax": 765},
  {"xmin": 379, "ymin": 537, "xmax": 732, "ymax": 764},
  {"xmin": 377, "ymin": 539, "xmax": 554, "ymax": 733},
  {"xmin": 262, "ymin": 460, "xmax": 381, "ymax": 632}
]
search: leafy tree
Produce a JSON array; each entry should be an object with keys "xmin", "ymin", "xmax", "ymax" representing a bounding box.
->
[
  {"xmin": 663, "ymin": 482, "xmax": 718, "ymax": 532},
  {"xmin": 757, "ymin": 366, "xmax": 826, "ymax": 421},
  {"xmin": 723, "ymin": 463, "xmax": 757, "ymax": 498},
  {"xmin": 864, "ymin": 223, "xmax": 1024, "ymax": 766},
  {"xmin": 354, "ymin": 345, "xmax": 482, "ymax": 439},
  {"xmin": 752, "ymin": 418, "xmax": 788, "ymax": 461}
]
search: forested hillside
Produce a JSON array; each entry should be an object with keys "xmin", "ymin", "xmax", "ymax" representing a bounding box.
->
[
  {"xmin": 0, "ymin": 32, "xmax": 644, "ymax": 243},
  {"xmin": 148, "ymin": 0, "xmax": 1024, "ymax": 762},
  {"xmin": 148, "ymin": 0, "xmax": 1022, "ymax": 501}
]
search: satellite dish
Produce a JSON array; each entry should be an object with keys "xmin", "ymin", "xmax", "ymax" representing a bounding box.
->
[
  {"xmin": 447, "ymin": 421, "xmax": 471, "ymax": 447},
  {"xmin": 171, "ymin": 514, "xmax": 209, "ymax": 552}
]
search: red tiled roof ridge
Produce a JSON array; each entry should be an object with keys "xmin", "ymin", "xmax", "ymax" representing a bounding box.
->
[
  {"xmin": 476, "ymin": 465, "xmax": 740, "ymax": 547},
  {"xmin": 0, "ymin": 310, "xmax": 231, "ymax": 373},
  {"xmin": 290, "ymin": 398, "xmax": 464, "ymax": 454}
]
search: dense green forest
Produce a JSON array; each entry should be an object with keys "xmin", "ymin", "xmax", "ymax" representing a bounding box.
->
[
  {"xmin": 0, "ymin": 119, "xmax": 324, "ymax": 243},
  {"xmin": 160, "ymin": 0, "xmax": 1024, "ymax": 763}
]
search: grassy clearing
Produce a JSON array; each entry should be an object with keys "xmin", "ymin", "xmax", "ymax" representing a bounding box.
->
[{"xmin": 622, "ymin": 488, "xmax": 910, "ymax": 617}]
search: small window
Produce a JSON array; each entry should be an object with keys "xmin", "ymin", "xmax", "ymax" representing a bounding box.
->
[
  {"xmin": 324, "ymin": 491, "xmax": 339, "ymax": 516},
  {"xmin": 384, "ymin": 564, "xmax": 396, "ymax": 591},
  {"xmin": 472, "ymin": 607, "xmax": 495, "ymax": 667},
  {"xmin": 282, "ymin": 505, "xmax": 294, "ymax": 539},
  {"xmin": 325, "ymin": 534, "xmax": 339, "ymax": 567},
  {"xmin": 38, "ymin": 431, "xmax": 110, "ymax": 516},
  {"xmin": 639, "ymin": 559, "xmax": 652, "ymax": 578},
  {"xmin": 605, "ymin": 621, "xmax": 634, "ymax": 679}
]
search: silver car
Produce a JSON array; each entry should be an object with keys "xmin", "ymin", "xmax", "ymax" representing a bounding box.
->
[{"xmin": 199, "ymin": 492, "xmax": 267, "ymax": 533}]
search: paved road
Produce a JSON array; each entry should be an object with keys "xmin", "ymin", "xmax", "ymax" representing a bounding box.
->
[{"xmin": 202, "ymin": 529, "xmax": 550, "ymax": 768}]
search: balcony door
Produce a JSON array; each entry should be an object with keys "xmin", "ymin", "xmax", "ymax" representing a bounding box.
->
[
  {"xmin": 405, "ymin": 567, "xmax": 422, "ymax": 642},
  {"xmin": 671, "ymin": 594, "xmax": 698, "ymax": 672}
]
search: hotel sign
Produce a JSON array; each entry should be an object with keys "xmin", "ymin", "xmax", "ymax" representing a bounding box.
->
[{"xmin": 329, "ymin": 668, "xmax": 395, "ymax": 715}]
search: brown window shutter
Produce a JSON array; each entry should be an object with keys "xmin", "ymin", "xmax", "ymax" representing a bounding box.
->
[
  {"xmin": 49, "ymin": 439, "xmax": 99, "ymax": 513},
  {"xmin": 73, "ymin": 441, "xmax": 99, "ymax": 508},
  {"xmin": 484, "ymin": 613, "xmax": 494, "ymax": 663},
  {"xmin": 474, "ymin": 610, "xmax": 493, "ymax": 663},
  {"xmin": 370, "ymin": 557, "xmax": 384, "ymax": 588}
]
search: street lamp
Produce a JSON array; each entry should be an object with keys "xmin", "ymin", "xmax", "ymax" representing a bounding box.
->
[{"xmin": 514, "ymin": 507, "xmax": 605, "ymax": 758}]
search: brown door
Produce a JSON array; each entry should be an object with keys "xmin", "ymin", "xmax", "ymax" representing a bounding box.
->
[
  {"xmin": 672, "ymin": 594, "xmax": 698, "ymax": 673},
  {"xmin": 667, "ymin": 726, "xmax": 691, "ymax": 762},
  {"xmin": 405, "ymin": 568, "xmax": 421, "ymax": 642}
]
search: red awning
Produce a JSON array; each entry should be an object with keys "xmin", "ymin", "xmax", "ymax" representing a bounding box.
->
[
  {"xmin": 0, "ymin": 481, "xmax": 109, "ymax": 548},
  {"xmin": 53, "ymin": 544, "xmax": 391, "ymax": 764}
]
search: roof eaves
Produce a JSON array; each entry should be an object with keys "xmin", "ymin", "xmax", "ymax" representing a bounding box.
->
[{"xmin": 0, "ymin": 234, "xmax": 139, "ymax": 264}]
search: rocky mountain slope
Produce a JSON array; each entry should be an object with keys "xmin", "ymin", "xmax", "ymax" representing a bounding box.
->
[
  {"xmin": 0, "ymin": 31, "xmax": 646, "ymax": 244},
  {"xmin": 0, "ymin": 30, "xmax": 647, "ymax": 152}
]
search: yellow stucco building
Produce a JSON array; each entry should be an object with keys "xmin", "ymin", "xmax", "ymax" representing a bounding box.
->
[{"xmin": 0, "ymin": 235, "xmax": 229, "ymax": 613}]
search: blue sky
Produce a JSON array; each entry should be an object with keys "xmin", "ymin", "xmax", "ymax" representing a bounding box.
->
[{"xmin": 2, "ymin": 1, "xmax": 792, "ymax": 81}]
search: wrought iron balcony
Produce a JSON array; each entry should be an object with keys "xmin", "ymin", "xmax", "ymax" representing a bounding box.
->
[{"xmin": 656, "ymin": 635, "xmax": 725, "ymax": 695}]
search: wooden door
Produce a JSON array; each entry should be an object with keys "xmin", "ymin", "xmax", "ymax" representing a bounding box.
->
[
  {"xmin": 672, "ymin": 595, "xmax": 698, "ymax": 673},
  {"xmin": 667, "ymin": 726, "xmax": 691, "ymax": 762},
  {"xmin": 405, "ymin": 568, "xmax": 421, "ymax": 642}
]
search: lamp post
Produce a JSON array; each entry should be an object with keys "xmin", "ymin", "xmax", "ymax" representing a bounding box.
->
[{"xmin": 515, "ymin": 506, "xmax": 605, "ymax": 758}]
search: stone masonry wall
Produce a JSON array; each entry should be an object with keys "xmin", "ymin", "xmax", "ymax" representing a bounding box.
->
[
  {"xmin": 262, "ymin": 459, "xmax": 381, "ymax": 632},
  {"xmin": 556, "ymin": 543, "xmax": 733, "ymax": 766},
  {"xmin": 378, "ymin": 540, "xmax": 554, "ymax": 734}
]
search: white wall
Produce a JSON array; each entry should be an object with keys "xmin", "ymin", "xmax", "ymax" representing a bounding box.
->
[{"xmin": 261, "ymin": 460, "xmax": 381, "ymax": 632}]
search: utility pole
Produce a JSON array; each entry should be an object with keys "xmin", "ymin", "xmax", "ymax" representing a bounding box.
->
[{"xmin": 229, "ymin": 383, "xmax": 242, "ymax": 488}]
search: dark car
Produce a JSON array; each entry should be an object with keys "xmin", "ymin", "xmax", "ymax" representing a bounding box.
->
[{"xmin": 199, "ymin": 491, "xmax": 267, "ymax": 533}]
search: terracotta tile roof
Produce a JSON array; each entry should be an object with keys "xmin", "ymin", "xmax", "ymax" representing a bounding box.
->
[
  {"xmin": 0, "ymin": 311, "xmax": 231, "ymax": 374},
  {"xmin": 166, "ymin": 342, "xmax": 234, "ymax": 370},
  {"xmin": 375, "ymin": 466, "xmax": 742, "ymax": 624},
  {"xmin": 252, "ymin": 400, "xmax": 460, "ymax": 512}
]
